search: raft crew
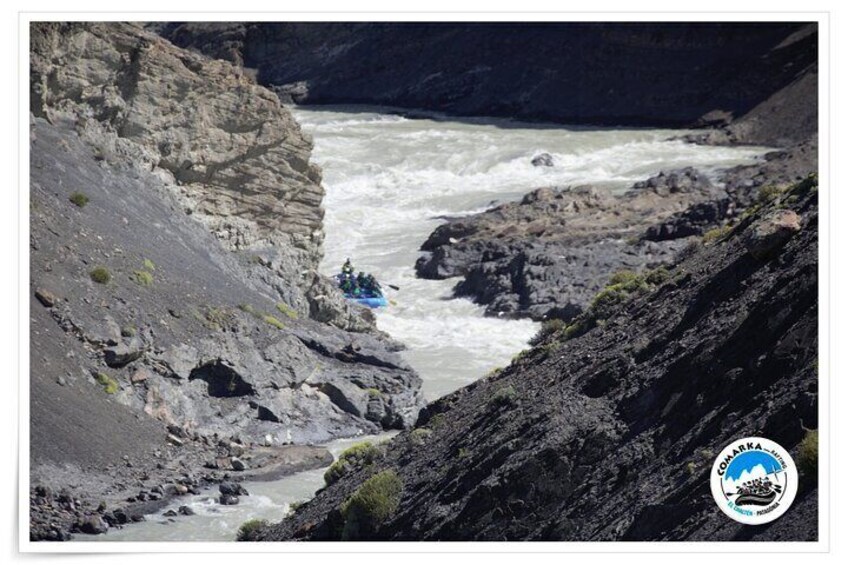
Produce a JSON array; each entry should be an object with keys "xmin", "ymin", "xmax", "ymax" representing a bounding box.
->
[{"xmin": 336, "ymin": 260, "xmax": 383, "ymax": 298}]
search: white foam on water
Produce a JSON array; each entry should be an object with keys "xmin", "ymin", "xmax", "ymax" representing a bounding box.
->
[
  {"xmin": 76, "ymin": 106, "xmax": 770, "ymax": 542},
  {"xmin": 294, "ymin": 105, "xmax": 770, "ymax": 400}
]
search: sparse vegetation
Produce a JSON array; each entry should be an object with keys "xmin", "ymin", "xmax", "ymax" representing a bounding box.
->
[
  {"xmin": 458, "ymin": 447, "xmax": 471, "ymax": 459},
  {"xmin": 238, "ymin": 303, "xmax": 256, "ymax": 315},
  {"xmin": 69, "ymin": 192, "xmax": 89, "ymax": 208},
  {"xmin": 94, "ymin": 372, "xmax": 119, "ymax": 394},
  {"xmin": 275, "ymin": 302, "xmax": 299, "ymax": 320},
  {"xmin": 798, "ymin": 429, "xmax": 818, "ymax": 479},
  {"xmin": 409, "ymin": 428, "xmax": 432, "ymax": 446},
  {"xmin": 427, "ymin": 413, "xmax": 446, "ymax": 429},
  {"xmin": 529, "ymin": 318, "xmax": 566, "ymax": 346},
  {"xmin": 324, "ymin": 442, "xmax": 383, "ymax": 486},
  {"xmin": 757, "ymin": 184, "xmax": 786, "ymax": 204},
  {"xmin": 288, "ymin": 500, "xmax": 307, "ymax": 513},
  {"xmin": 262, "ymin": 314, "xmax": 285, "ymax": 330},
  {"xmin": 686, "ymin": 461, "xmax": 697, "ymax": 475},
  {"xmin": 89, "ymin": 266, "xmax": 111, "ymax": 284},
  {"xmin": 203, "ymin": 307, "xmax": 232, "ymax": 331},
  {"xmin": 132, "ymin": 270, "xmax": 154, "ymax": 286},
  {"xmin": 340, "ymin": 470, "xmax": 403, "ymax": 540},
  {"xmin": 484, "ymin": 367, "xmax": 503, "ymax": 379},
  {"xmin": 143, "ymin": 258, "xmax": 156, "ymax": 271},
  {"xmin": 121, "ymin": 325, "xmax": 136, "ymax": 338},
  {"xmin": 645, "ymin": 266, "xmax": 671, "ymax": 286},
  {"xmin": 702, "ymin": 224, "xmax": 732, "ymax": 244},
  {"xmin": 236, "ymin": 518, "xmax": 267, "ymax": 541},
  {"xmin": 366, "ymin": 388, "xmax": 382, "ymax": 398},
  {"xmin": 490, "ymin": 385, "xmax": 518, "ymax": 408}
]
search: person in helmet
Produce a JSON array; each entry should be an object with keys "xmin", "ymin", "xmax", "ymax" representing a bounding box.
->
[
  {"xmin": 342, "ymin": 258, "xmax": 354, "ymax": 276},
  {"xmin": 357, "ymin": 271, "xmax": 369, "ymax": 294},
  {"xmin": 366, "ymin": 274, "xmax": 382, "ymax": 297}
]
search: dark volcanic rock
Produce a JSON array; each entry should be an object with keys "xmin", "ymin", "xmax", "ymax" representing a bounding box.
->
[
  {"xmin": 160, "ymin": 22, "xmax": 817, "ymax": 144},
  {"xmin": 415, "ymin": 178, "xmax": 712, "ymax": 321},
  {"xmin": 531, "ymin": 153, "xmax": 554, "ymax": 167},
  {"xmin": 259, "ymin": 178, "xmax": 819, "ymax": 541},
  {"xmin": 645, "ymin": 140, "xmax": 817, "ymax": 242}
]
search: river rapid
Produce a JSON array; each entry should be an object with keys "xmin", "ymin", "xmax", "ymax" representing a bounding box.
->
[{"xmin": 80, "ymin": 105, "xmax": 770, "ymax": 542}]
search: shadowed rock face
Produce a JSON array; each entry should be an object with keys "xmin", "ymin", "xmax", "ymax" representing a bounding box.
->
[
  {"xmin": 159, "ymin": 22, "xmax": 817, "ymax": 144},
  {"xmin": 258, "ymin": 179, "xmax": 818, "ymax": 542}
]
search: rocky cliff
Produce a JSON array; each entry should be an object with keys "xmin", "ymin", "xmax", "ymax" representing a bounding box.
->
[
  {"xmin": 256, "ymin": 176, "xmax": 818, "ymax": 541},
  {"xmin": 159, "ymin": 22, "xmax": 817, "ymax": 144},
  {"xmin": 29, "ymin": 22, "xmax": 424, "ymax": 540}
]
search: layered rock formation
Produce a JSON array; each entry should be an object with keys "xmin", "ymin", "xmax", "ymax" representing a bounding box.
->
[
  {"xmin": 160, "ymin": 22, "xmax": 817, "ymax": 143},
  {"xmin": 29, "ymin": 23, "xmax": 424, "ymax": 540},
  {"xmin": 257, "ymin": 177, "xmax": 819, "ymax": 541}
]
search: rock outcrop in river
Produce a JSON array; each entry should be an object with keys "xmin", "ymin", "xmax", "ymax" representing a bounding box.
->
[
  {"xmin": 416, "ymin": 141, "xmax": 817, "ymax": 321},
  {"xmin": 159, "ymin": 22, "xmax": 817, "ymax": 144},
  {"xmin": 29, "ymin": 22, "xmax": 424, "ymax": 540},
  {"xmin": 256, "ymin": 176, "xmax": 819, "ymax": 541}
]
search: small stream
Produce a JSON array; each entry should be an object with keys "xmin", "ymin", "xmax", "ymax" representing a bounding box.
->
[{"xmin": 80, "ymin": 105, "xmax": 770, "ymax": 542}]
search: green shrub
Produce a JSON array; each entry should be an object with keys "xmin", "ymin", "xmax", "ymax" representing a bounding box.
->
[
  {"xmin": 132, "ymin": 270, "xmax": 154, "ymax": 286},
  {"xmin": 143, "ymin": 258, "xmax": 156, "ymax": 271},
  {"xmin": 798, "ymin": 429, "xmax": 818, "ymax": 479},
  {"xmin": 458, "ymin": 448, "xmax": 471, "ymax": 459},
  {"xmin": 757, "ymin": 184, "xmax": 786, "ymax": 204},
  {"xmin": 69, "ymin": 192, "xmax": 89, "ymax": 208},
  {"xmin": 275, "ymin": 302, "xmax": 299, "ymax": 320},
  {"xmin": 529, "ymin": 318, "xmax": 566, "ymax": 346},
  {"xmin": 324, "ymin": 442, "xmax": 382, "ymax": 486},
  {"xmin": 288, "ymin": 500, "xmax": 307, "ymax": 513},
  {"xmin": 588, "ymin": 286, "xmax": 630, "ymax": 321},
  {"xmin": 262, "ymin": 314, "xmax": 285, "ymax": 330},
  {"xmin": 365, "ymin": 388, "xmax": 382, "ymax": 398},
  {"xmin": 702, "ymin": 225, "xmax": 732, "ymax": 244},
  {"xmin": 121, "ymin": 325, "xmax": 137, "ymax": 338},
  {"xmin": 340, "ymin": 470, "xmax": 403, "ymax": 540},
  {"xmin": 409, "ymin": 428, "xmax": 432, "ymax": 446},
  {"xmin": 427, "ymin": 413, "xmax": 446, "ymax": 429},
  {"xmin": 490, "ymin": 385, "xmax": 518, "ymax": 409},
  {"xmin": 645, "ymin": 266, "xmax": 671, "ymax": 286},
  {"xmin": 94, "ymin": 372, "xmax": 119, "ymax": 394},
  {"xmin": 236, "ymin": 518, "xmax": 267, "ymax": 541},
  {"xmin": 608, "ymin": 270, "xmax": 640, "ymax": 287},
  {"xmin": 238, "ymin": 303, "xmax": 256, "ymax": 315},
  {"xmin": 89, "ymin": 266, "xmax": 111, "ymax": 284},
  {"xmin": 484, "ymin": 367, "xmax": 503, "ymax": 379}
]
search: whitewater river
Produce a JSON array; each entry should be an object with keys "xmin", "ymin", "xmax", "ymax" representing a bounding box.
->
[{"xmin": 80, "ymin": 105, "xmax": 769, "ymax": 542}]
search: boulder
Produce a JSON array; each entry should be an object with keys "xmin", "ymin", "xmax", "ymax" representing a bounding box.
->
[
  {"xmin": 77, "ymin": 515, "xmax": 108, "ymax": 535},
  {"xmin": 104, "ymin": 344, "xmax": 145, "ymax": 368},
  {"xmin": 34, "ymin": 288, "xmax": 58, "ymax": 307},
  {"xmin": 218, "ymin": 494, "xmax": 240, "ymax": 505},
  {"xmin": 531, "ymin": 153, "xmax": 554, "ymax": 167},
  {"xmin": 219, "ymin": 482, "xmax": 249, "ymax": 497},
  {"xmin": 744, "ymin": 209, "xmax": 801, "ymax": 260}
]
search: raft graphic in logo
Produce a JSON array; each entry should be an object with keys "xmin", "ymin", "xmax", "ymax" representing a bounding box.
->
[{"xmin": 710, "ymin": 436, "xmax": 798, "ymax": 525}]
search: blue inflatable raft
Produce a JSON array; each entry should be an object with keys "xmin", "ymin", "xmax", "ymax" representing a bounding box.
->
[{"xmin": 346, "ymin": 295, "xmax": 389, "ymax": 308}]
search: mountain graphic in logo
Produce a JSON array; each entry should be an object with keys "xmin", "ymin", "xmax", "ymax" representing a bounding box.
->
[{"xmin": 723, "ymin": 451, "xmax": 785, "ymax": 506}]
